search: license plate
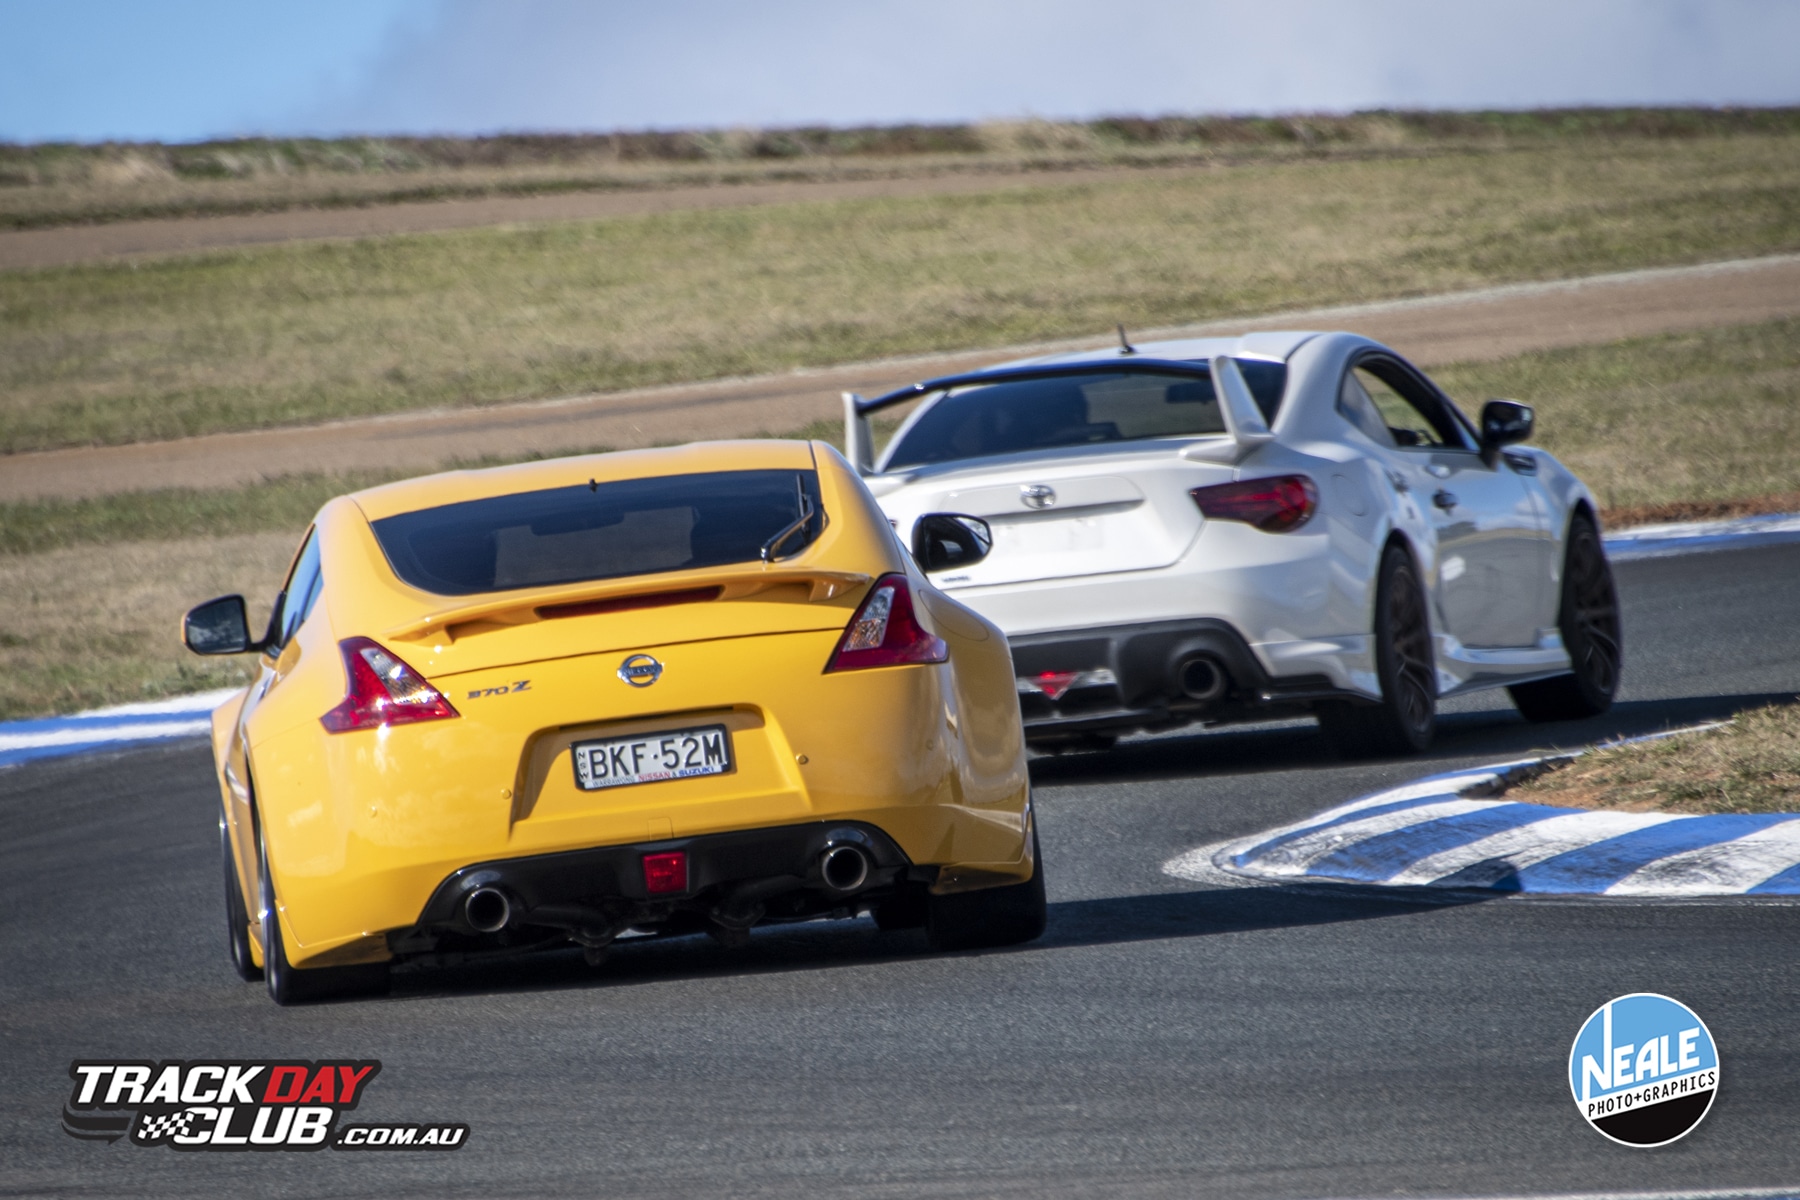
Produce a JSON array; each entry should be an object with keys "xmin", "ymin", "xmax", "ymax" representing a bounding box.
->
[{"xmin": 571, "ymin": 724, "xmax": 733, "ymax": 791}]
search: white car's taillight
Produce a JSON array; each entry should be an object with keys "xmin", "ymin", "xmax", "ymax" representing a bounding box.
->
[
  {"xmin": 1190, "ymin": 475, "xmax": 1319, "ymax": 533},
  {"xmin": 320, "ymin": 637, "xmax": 459, "ymax": 732},
  {"xmin": 824, "ymin": 574, "xmax": 948, "ymax": 672}
]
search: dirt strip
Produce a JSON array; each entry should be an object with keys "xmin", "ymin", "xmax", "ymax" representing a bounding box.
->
[
  {"xmin": 0, "ymin": 162, "xmax": 1225, "ymax": 273},
  {"xmin": 4, "ymin": 255, "xmax": 1797, "ymax": 503}
]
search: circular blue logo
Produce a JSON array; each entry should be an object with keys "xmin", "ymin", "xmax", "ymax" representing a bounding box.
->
[{"xmin": 1569, "ymin": 993, "xmax": 1718, "ymax": 1147}]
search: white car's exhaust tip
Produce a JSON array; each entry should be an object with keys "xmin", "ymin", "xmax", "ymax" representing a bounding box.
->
[{"xmin": 1178, "ymin": 655, "xmax": 1229, "ymax": 704}]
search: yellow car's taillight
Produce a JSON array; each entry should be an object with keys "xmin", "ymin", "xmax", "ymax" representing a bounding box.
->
[
  {"xmin": 824, "ymin": 574, "xmax": 948, "ymax": 672},
  {"xmin": 320, "ymin": 637, "xmax": 459, "ymax": 733}
]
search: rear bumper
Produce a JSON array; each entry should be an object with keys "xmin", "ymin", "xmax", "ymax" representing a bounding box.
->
[
  {"xmin": 386, "ymin": 818, "xmax": 1025, "ymax": 964},
  {"xmin": 1010, "ymin": 618, "xmax": 1360, "ymax": 742}
]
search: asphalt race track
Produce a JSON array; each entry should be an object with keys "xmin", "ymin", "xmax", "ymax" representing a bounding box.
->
[{"xmin": 3, "ymin": 544, "xmax": 1799, "ymax": 1199}]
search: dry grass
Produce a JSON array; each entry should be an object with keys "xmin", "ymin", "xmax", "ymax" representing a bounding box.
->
[
  {"xmin": 1431, "ymin": 317, "xmax": 1800, "ymax": 511},
  {"xmin": 5, "ymin": 137, "xmax": 1799, "ymax": 454},
  {"xmin": 0, "ymin": 532, "xmax": 298, "ymax": 719},
  {"xmin": 10, "ymin": 109, "xmax": 1795, "ymax": 229},
  {"xmin": 1516, "ymin": 704, "xmax": 1800, "ymax": 814}
]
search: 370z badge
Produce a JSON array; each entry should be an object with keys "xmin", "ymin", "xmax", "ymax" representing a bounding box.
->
[
  {"xmin": 1569, "ymin": 994, "xmax": 1718, "ymax": 1147},
  {"xmin": 60, "ymin": 1060, "xmax": 468, "ymax": 1151}
]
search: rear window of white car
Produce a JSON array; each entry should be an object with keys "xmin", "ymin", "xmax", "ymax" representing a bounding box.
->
[
  {"xmin": 372, "ymin": 469, "xmax": 825, "ymax": 596},
  {"xmin": 883, "ymin": 363, "xmax": 1287, "ymax": 470}
]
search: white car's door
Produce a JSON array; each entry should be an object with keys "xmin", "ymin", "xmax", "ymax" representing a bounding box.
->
[{"xmin": 1340, "ymin": 356, "xmax": 1552, "ymax": 648}]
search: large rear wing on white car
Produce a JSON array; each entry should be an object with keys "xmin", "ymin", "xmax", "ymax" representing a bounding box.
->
[{"xmin": 842, "ymin": 356, "xmax": 1273, "ymax": 475}]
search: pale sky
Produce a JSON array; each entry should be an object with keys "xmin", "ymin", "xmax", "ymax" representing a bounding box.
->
[{"xmin": 4, "ymin": 0, "xmax": 1798, "ymax": 144}]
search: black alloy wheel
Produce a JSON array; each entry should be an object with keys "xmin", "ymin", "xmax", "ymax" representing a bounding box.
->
[
  {"xmin": 1509, "ymin": 512, "xmax": 1622, "ymax": 722},
  {"xmin": 221, "ymin": 820, "xmax": 262, "ymax": 982},
  {"xmin": 1319, "ymin": 543, "xmax": 1438, "ymax": 757},
  {"xmin": 257, "ymin": 823, "xmax": 389, "ymax": 1006},
  {"xmin": 926, "ymin": 822, "xmax": 1048, "ymax": 951}
]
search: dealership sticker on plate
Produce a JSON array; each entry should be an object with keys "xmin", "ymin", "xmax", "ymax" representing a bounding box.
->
[{"xmin": 1569, "ymin": 993, "xmax": 1718, "ymax": 1147}]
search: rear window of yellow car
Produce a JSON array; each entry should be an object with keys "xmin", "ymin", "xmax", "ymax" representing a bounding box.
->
[{"xmin": 371, "ymin": 469, "xmax": 826, "ymax": 596}]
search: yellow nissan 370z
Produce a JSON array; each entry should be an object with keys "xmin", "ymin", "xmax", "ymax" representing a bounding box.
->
[{"xmin": 184, "ymin": 441, "xmax": 1040, "ymax": 1005}]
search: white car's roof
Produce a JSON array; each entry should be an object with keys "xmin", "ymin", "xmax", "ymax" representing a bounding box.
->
[{"xmin": 993, "ymin": 330, "xmax": 1320, "ymax": 371}]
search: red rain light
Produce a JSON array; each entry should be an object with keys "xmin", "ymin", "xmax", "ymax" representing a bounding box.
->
[{"xmin": 642, "ymin": 851, "xmax": 688, "ymax": 895}]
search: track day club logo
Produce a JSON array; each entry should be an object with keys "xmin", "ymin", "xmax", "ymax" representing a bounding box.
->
[
  {"xmin": 1569, "ymin": 994, "xmax": 1719, "ymax": 1147},
  {"xmin": 60, "ymin": 1060, "xmax": 468, "ymax": 1151}
]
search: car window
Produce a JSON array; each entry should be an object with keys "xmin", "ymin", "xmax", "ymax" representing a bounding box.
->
[
  {"xmin": 372, "ymin": 469, "xmax": 826, "ymax": 596},
  {"xmin": 266, "ymin": 527, "xmax": 323, "ymax": 651},
  {"xmin": 1348, "ymin": 360, "xmax": 1471, "ymax": 450},
  {"xmin": 1337, "ymin": 372, "xmax": 1395, "ymax": 447},
  {"xmin": 883, "ymin": 362, "xmax": 1288, "ymax": 470}
]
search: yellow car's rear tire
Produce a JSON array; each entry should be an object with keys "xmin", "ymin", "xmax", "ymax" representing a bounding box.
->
[
  {"xmin": 221, "ymin": 820, "xmax": 261, "ymax": 983},
  {"xmin": 926, "ymin": 826, "xmax": 1047, "ymax": 952},
  {"xmin": 257, "ymin": 824, "xmax": 388, "ymax": 1007}
]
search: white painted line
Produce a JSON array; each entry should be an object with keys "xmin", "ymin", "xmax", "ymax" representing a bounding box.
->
[
  {"xmin": 1423, "ymin": 1187, "xmax": 1800, "ymax": 1200},
  {"xmin": 0, "ymin": 718, "xmax": 212, "ymax": 753},
  {"xmin": 1605, "ymin": 819, "xmax": 1800, "ymax": 896},
  {"xmin": 1606, "ymin": 512, "xmax": 1800, "ymax": 561},
  {"xmin": 66, "ymin": 687, "xmax": 241, "ymax": 719}
]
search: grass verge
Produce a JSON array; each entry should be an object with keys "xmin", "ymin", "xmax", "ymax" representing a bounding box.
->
[
  {"xmin": 5, "ymin": 136, "xmax": 1800, "ymax": 454},
  {"xmin": 1516, "ymin": 704, "xmax": 1800, "ymax": 814}
]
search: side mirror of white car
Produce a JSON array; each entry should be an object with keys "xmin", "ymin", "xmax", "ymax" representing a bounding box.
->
[
  {"xmin": 1480, "ymin": 398, "xmax": 1535, "ymax": 464},
  {"xmin": 912, "ymin": 514, "xmax": 993, "ymax": 573}
]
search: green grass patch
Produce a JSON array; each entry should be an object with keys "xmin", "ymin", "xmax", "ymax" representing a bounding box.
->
[
  {"xmin": 1516, "ymin": 703, "xmax": 1800, "ymax": 814},
  {"xmin": 5, "ymin": 137, "xmax": 1799, "ymax": 455}
]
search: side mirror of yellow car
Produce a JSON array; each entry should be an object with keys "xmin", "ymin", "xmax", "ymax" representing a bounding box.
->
[{"xmin": 183, "ymin": 594, "xmax": 261, "ymax": 655}]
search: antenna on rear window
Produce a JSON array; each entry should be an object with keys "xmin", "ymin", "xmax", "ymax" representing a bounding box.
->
[{"xmin": 1116, "ymin": 324, "xmax": 1137, "ymax": 355}]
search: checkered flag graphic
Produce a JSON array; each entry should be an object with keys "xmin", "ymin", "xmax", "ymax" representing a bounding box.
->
[{"xmin": 136, "ymin": 1109, "xmax": 198, "ymax": 1142}]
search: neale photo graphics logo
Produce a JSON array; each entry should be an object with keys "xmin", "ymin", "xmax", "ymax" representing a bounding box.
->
[
  {"xmin": 60, "ymin": 1060, "xmax": 469, "ymax": 1152},
  {"xmin": 1568, "ymin": 994, "xmax": 1719, "ymax": 1147}
]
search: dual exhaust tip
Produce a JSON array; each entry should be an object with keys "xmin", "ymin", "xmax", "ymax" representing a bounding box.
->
[{"xmin": 460, "ymin": 843, "xmax": 874, "ymax": 934}]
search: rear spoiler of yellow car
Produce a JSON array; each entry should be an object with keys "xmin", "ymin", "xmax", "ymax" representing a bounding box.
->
[{"xmin": 384, "ymin": 566, "xmax": 872, "ymax": 644}]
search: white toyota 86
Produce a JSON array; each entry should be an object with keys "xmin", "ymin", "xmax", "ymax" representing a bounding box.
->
[{"xmin": 845, "ymin": 330, "xmax": 1621, "ymax": 756}]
